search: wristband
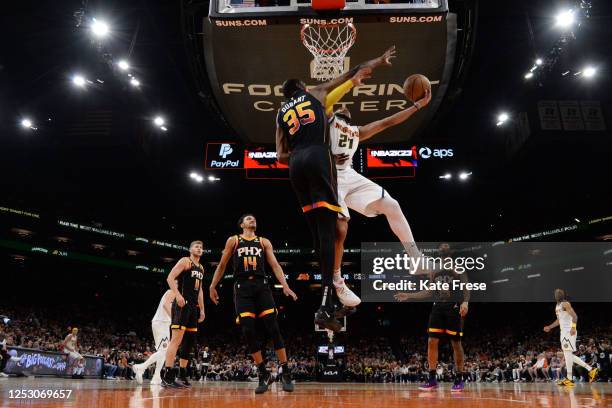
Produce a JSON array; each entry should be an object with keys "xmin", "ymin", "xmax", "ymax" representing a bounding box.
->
[{"xmin": 571, "ymin": 323, "xmax": 577, "ymax": 328}]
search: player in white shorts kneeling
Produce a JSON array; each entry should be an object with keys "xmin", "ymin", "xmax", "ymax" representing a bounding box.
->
[
  {"xmin": 543, "ymin": 288, "xmax": 599, "ymax": 386},
  {"xmin": 133, "ymin": 290, "xmax": 175, "ymax": 385},
  {"xmin": 324, "ymin": 81, "xmax": 432, "ymax": 309}
]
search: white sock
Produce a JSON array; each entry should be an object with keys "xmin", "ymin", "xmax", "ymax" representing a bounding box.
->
[
  {"xmin": 153, "ymin": 351, "xmax": 167, "ymax": 379},
  {"xmin": 333, "ymin": 269, "xmax": 342, "ymax": 284},
  {"xmin": 141, "ymin": 347, "xmax": 167, "ymax": 370},
  {"xmin": 572, "ymin": 354, "xmax": 592, "ymax": 371},
  {"xmin": 563, "ymin": 351, "xmax": 574, "ymax": 380}
]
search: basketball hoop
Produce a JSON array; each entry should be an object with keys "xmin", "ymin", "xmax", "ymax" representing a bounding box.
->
[{"xmin": 301, "ymin": 23, "xmax": 357, "ymax": 81}]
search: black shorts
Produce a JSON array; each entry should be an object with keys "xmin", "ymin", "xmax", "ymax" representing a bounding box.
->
[
  {"xmin": 289, "ymin": 145, "xmax": 341, "ymax": 214},
  {"xmin": 428, "ymin": 303, "xmax": 463, "ymax": 339},
  {"xmin": 170, "ymin": 301, "xmax": 199, "ymax": 332},
  {"xmin": 233, "ymin": 277, "xmax": 277, "ymax": 323}
]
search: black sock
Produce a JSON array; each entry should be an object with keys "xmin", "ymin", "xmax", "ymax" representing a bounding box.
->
[
  {"xmin": 429, "ymin": 370, "xmax": 436, "ymax": 380},
  {"xmin": 321, "ymin": 285, "xmax": 334, "ymax": 308},
  {"xmin": 281, "ymin": 362, "xmax": 289, "ymax": 374},
  {"xmin": 179, "ymin": 367, "xmax": 186, "ymax": 379},
  {"xmin": 164, "ymin": 366, "xmax": 175, "ymax": 382},
  {"xmin": 258, "ymin": 362, "xmax": 267, "ymax": 374}
]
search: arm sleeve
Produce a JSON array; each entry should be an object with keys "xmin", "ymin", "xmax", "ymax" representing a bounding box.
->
[{"xmin": 325, "ymin": 80, "xmax": 354, "ymax": 115}]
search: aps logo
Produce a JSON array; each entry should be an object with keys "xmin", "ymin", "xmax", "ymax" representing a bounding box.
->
[{"xmin": 418, "ymin": 147, "xmax": 454, "ymax": 159}]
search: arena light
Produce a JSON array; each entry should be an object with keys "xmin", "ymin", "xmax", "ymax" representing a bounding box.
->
[
  {"xmin": 582, "ymin": 66, "xmax": 596, "ymax": 78},
  {"xmin": 72, "ymin": 74, "xmax": 86, "ymax": 87},
  {"xmin": 524, "ymin": 72, "xmax": 534, "ymax": 79},
  {"xmin": 208, "ymin": 175, "xmax": 220, "ymax": 182},
  {"xmin": 496, "ymin": 112, "xmax": 509, "ymax": 126},
  {"xmin": 189, "ymin": 172, "xmax": 204, "ymax": 183},
  {"xmin": 117, "ymin": 60, "xmax": 130, "ymax": 71},
  {"xmin": 535, "ymin": 58, "xmax": 543, "ymax": 66},
  {"xmin": 130, "ymin": 78, "xmax": 140, "ymax": 87},
  {"xmin": 91, "ymin": 18, "xmax": 110, "ymax": 38},
  {"xmin": 153, "ymin": 116, "xmax": 165, "ymax": 127},
  {"xmin": 555, "ymin": 10, "xmax": 575, "ymax": 29},
  {"xmin": 439, "ymin": 173, "xmax": 452, "ymax": 180},
  {"xmin": 20, "ymin": 118, "xmax": 33, "ymax": 129},
  {"xmin": 160, "ymin": 126, "xmax": 168, "ymax": 132},
  {"xmin": 458, "ymin": 171, "xmax": 472, "ymax": 181}
]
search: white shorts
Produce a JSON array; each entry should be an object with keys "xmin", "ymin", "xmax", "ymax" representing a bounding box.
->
[
  {"xmin": 64, "ymin": 350, "xmax": 82, "ymax": 361},
  {"xmin": 337, "ymin": 168, "xmax": 388, "ymax": 218},
  {"xmin": 560, "ymin": 330, "xmax": 577, "ymax": 352},
  {"xmin": 152, "ymin": 321, "xmax": 171, "ymax": 351}
]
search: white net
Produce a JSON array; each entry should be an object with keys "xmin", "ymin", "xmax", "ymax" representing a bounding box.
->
[{"xmin": 301, "ymin": 23, "xmax": 357, "ymax": 81}]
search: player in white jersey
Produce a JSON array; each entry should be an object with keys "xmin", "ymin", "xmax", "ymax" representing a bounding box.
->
[
  {"xmin": 543, "ymin": 288, "xmax": 598, "ymax": 386},
  {"xmin": 133, "ymin": 290, "xmax": 175, "ymax": 385},
  {"xmin": 326, "ymin": 88, "xmax": 432, "ymax": 305}
]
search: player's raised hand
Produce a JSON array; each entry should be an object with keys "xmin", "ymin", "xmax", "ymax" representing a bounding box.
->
[
  {"xmin": 460, "ymin": 301, "xmax": 469, "ymax": 317},
  {"xmin": 415, "ymin": 89, "xmax": 432, "ymax": 110},
  {"xmin": 198, "ymin": 309, "xmax": 206, "ymax": 323},
  {"xmin": 176, "ymin": 294, "xmax": 186, "ymax": 308},
  {"xmin": 283, "ymin": 285, "xmax": 298, "ymax": 301},
  {"xmin": 379, "ymin": 45, "xmax": 396, "ymax": 66},
  {"xmin": 209, "ymin": 286, "xmax": 219, "ymax": 305},
  {"xmin": 352, "ymin": 67, "xmax": 372, "ymax": 86}
]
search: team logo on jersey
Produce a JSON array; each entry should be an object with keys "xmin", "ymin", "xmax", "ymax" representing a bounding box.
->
[
  {"xmin": 191, "ymin": 270, "xmax": 204, "ymax": 280},
  {"xmin": 237, "ymin": 247, "xmax": 262, "ymax": 257}
]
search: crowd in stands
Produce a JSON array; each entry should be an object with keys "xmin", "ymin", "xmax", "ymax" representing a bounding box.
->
[{"xmin": 1, "ymin": 305, "xmax": 610, "ymax": 383}]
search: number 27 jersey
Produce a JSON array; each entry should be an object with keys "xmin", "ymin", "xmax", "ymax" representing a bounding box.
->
[{"xmin": 329, "ymin": 115, "xmax": 360, "ymax": 170}]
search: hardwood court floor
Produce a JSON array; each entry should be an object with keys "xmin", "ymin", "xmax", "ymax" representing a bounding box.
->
[{"xmin": 0, "ymin": 378, "xmax": 610, "ymax": 408}]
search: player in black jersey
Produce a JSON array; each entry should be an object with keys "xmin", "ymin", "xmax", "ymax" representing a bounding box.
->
[
  {"xmin": 209, "ymin": 214, "xmax": 298, "ymax": 394},
  {"xmin": 275, "ymin": 46, "xmax": 396, "ymax": 332},
  {"xmin": 395, "ymin": 243, "xmax": 470, "ymax": 393},
  {"xmin": 161, "ymin": 240, "xmax": 206, "ymax": 388}
]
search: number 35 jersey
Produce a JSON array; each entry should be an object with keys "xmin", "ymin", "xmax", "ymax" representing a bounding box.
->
[
  {"xmin": 329, "ymin": 115, "xmax": 360, "ymax": 170},
  {"xmin": 277, "ymin": 90, "xmax": 328, "ymax": 151}
]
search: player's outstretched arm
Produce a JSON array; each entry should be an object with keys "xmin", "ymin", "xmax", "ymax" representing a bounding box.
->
[
  {"xmin": 311, "ymin": 45, "xmax": 396, "ymax": 102},
  {"xmin": 394, "ymin": 288, "xmax": 433, "ymax": 302},
  {"xmin": 198, "ymin": 286, "xmax": 205, "ymax": 322},
  {"xmin": 275, "ymin": 122, "xmax": 290, "ymax": 164},
  {"xmin": 209, "ymin": 236, "xmax": 236, "ymax": 304},
  {"xmin": 315, "ymin": 46, "xmax": 396, "ymax": 94},
  {"xmin": 262, "ymin": 238, "xmax": 297, "ymax": 301},
  {"xmin": 324, "ymin": 68, "xmax": 371, "ymax": 117},
  {"xmin": 358, "ymin": 90, "xmax": 431, "ymax": 141},
  {"xmin": 167, "ymin": 258, "xmax": 189, "ymax": 306},
  {"xmin": 543, "ymin": 319, "xmax": 560, "ymax": 332}
]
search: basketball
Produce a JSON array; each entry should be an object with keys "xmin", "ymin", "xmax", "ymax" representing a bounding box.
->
[{"xmin": 403, "ymin": 74, "xmax": 431, "ymax": 102}]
